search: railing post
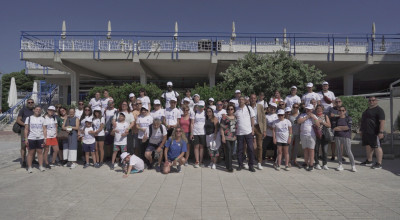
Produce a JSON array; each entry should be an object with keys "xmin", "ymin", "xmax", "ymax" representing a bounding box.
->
[
  {"xmin": 332, "ymin": 36, "xmax": 335, "ymax": 62},
  {"xmin": 371, "ymin": 34, "xmax": 374, "ymax": 56},
  {"xmin": 254, "ymin": 37, "xmax": 257, "ymax": 53},
  {"xmin": 327, "ymin": 35, "xmax": 330, "ymax": 62},
  {"xmin": 215, "ymin": 36, "xmax": 218, "ymax": 56},
  {"xmin": 293, "ymin": 34, "xmax": 296, "ymax": 56},
  {"xmin": 93, "ymin": 37, "xmax": 96, "ymax": 59}
]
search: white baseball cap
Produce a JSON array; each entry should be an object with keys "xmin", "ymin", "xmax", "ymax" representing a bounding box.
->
[
  {"xmin": 229, "ymin": 99, "xmax": 235, "ymax": 103},
  {"xmin": 306, "ymin": 104, "xmax": 314, "ymax": 110},
  {"xmin": 285, "ymin": 107, "xmax": 292, "ymax": 112},
  {"xmin": 277, "ymin": 109, "xmax": 285, "ymax": 115},
  {"xmin": 193, "ymin": 94, "xmax": 200, "ymax": 98},
  {"xmin": 85, "ymin": 116, "xmax": 93, "ymax": 123},
  {"xmin": 183, "ymin": 97, "xmax": 191, "ymax": 103},
  {"xmin": 291, "ymin": 86, "xmax": 297, "ymax": 89},
  {"xmin": 235, "ymin": 90, "xmax": 241, "ymax": 94},
  {"xmin": 93, "ymin": 106, "xmax": 101, "ymax": 112},
  {"xmin": 129, "ymin": 93, "xmax": 135, "ymax": 98},
  {"xmin": 306, "ymin": 82, "xmax": 313, "ymax": 88},
  {"xmin": 169, "ymin": 97, "xmax": 177, "ymax": 102},
  {"xmin": 153, "ymin": 99, "xmax": 161, "ymax": 105},
  {"xmin": 167, "ymin": 81, "xmax": 173, "ymax": 86},
  {"xmin": 322, "ymin": 81, "xmax": 329, "ymax": 85},
  {"xmin": 47, "ymin": 106, "xmax": 56, "ymax": 111},
  {"xmin": 198, "ymin": 100, "xmax": 205, "ymax": 106},
  {"xmin": 120, "ymin": 152, "xmax": 129, "ymax": 161},
  {"xmin": 208, "ymin": 97, "xmax": 214, "ymax": 102},
  {"xmin": 269, "ymin": 103, "xmax": 277, "ymax": 108},
  {"xmin": 141, "ymin": 105, "xmax": 149, "ymax": 111}
]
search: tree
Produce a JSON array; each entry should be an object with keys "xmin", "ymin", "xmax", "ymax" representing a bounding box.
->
[{"xmin": 219, "ymin": 51, "xmax": 326, "ymax": 98}]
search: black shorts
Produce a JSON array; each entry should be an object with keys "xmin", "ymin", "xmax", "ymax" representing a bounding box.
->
[
  {"xmin": 193, "ymin": 135, "xmax": 206, "ymax": 146},
  {"xmin": 95, "ymin": 136, "xmax": 105, "ymax": 142},
  {"xmin": 362, "ymin": 134, "xmax": 380, "ymax": 148},
  {"xmin": 167, "ymin": 128, "xmax": 174, "ymax": 139},
  {"xmin": 28, "ymin": 139, "xmax": 44, "ymax": 150},
  {"xmin": 276, "ymin": 142, "xmax": 289, "ymax": 147}
]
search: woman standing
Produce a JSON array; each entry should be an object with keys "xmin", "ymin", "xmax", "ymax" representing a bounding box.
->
[
  {"xmin": 272, "ymin": 109, "xmax": 292, "ymax": 171},
  {"xmin": 288, "ymin": 104, "xmax": 301, "ymax": 167},
  {"xmin": 137, "ymin": 88, "xmax": 151, "ymax": 111},
  {"xmin": 92, "ymin": 106, "xmax": 105, "ymax": 166},
  {"xmin": 25, "ymin": 106, "xmax": 47, "ymax": 173},
  {"xmin": 333, "ymin": 106, "xmax": 356, "ymax": 172},
  {"xmin": 269, "ymin": 90, "xmax": 283, "ymax": 105},
  {"xmin": 314, "ymin": 105, "xmax": 331, "ymax": 170},
  {"xmin": 190, "ymin": 100, "xmax": 206, "ymax": 168},
  {"xmin": 163, "ymin": 128, "xmax": 187, "ymax": 174},
  {"xmin": 220, "ymin": 104, "xmax": 237, "ymax": 172},
  {"xmin": 62, "ymin": 108, "xmax": 80, "ymax": 169},
  {"xmin": 89, "ymin": 92, "xmax": 101, "ymax": 111},
  {"xmin": 179, "ymin": 105, "xmax": 191, "ymax": 165},
  {"xmin": 100, "ymin": 89, "xmax": 113, "ymax": 114},
  {"xmin": 43, "ymin": 106, "xmax": 59, "ymax": 168},
  {"xmin": 136, "ymin": 106, "xmax": 153, "ymax": 167},
  {"xmin": 297, "ymin": 104, "xmax": 320, "ymax": 171},
  {"xmin": 57, "ymin": 107, "xmax": 68, "ymax": 165},
  {"xmin": 205, "ymin": 107, "xmax": 219, "ymax": 169},
  {"xmin": 113, "ymin": 101, "xmax": 136, "ymax": 154}
]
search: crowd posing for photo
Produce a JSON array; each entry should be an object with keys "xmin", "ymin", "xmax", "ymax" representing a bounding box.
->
[{"xmin": 16, "ymin": 81, "xmax": 386, "ymax": 177}]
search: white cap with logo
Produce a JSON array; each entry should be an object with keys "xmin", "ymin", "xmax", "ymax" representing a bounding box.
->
[
  {"xmin": 322, "ymin": 81, "xmax": 329, "ymax": 85},
  {"xmin": 306, "ymin": 104, "xmax": 314, "ymax": 110},
  {"xmin": 169, "ymin": 97, "xmax": 177, "ymax": 102},
  {"xmin": 167, "ymin": 81, "xmax": 173, "ymax": 86},
  {"xmin": 48, "ymin": 106, "xmax": 56, "ymax": 111},
  {"xmin": 198, "ymin": 100, "xmax": 205, "ymax": 106},
  {"xmin": 235, "ymin": 90, "xmax": 241, "ymax": 94},
  {"xmin": 277, "ymin": 109, "xmax": 285, "ymax": 115},
  {"xmin": 120, "ymin": 152, "xmax": 129, "ymax": 161},
  {"xmin": 153, "ymin": 99, "xmax": 161, "ymax": 105},
  {"xmin": 208, "ymin": 97, "xmax": 214, "ymax": 102},
  {"xmin": 306, "ymin": 82, "xmax": 313, "ymax": 88},
  {"xmin": 285, "ymin": 107, "xmax": 292, "ymax": 112},
  {"xmin": 183, "ymin": 97, "xmax": 191, "ymax": 103}
]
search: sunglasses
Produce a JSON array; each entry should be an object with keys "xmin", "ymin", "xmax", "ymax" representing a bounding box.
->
[
  {"xmin": 293, "ymin": 106, "xmax": 299, "ymax": 109},
  {"xmin": 176, "ymin": 130, "xmax": 182, "ymax": 133},
  {"xmin": 27, "ymin": 102, "xmax": 34, "ymax": 104},
  {"xmin": 136, "ymin": 103, "xmax": 142, "ymax": 105},
  {"xmin": 228, "ymin": 108, "xmax": 235, "ymax": 111},
  {"xmin": 369, "ymin": 99, "xmax": 376, "ymax": 102},
  {"xmin": 79, "ymin": 103, "xmax": 84, "ymax": 105},
  {"xmin": 339, "ymin": 110, "xmax": 346, "ymax": 112},
  {"xmin": 184, "ymin": 109, "xmax": 189, "ymax": 112}
]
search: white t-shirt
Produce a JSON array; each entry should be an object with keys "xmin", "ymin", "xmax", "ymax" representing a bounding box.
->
[
  {"xmin": 235, "ymin": 105, "xmax": 255, "ymax": 135},
  {"xmin": 302, "ymin": 92, "xmax": 320, "ymax": 106},
  {"xmin": 209, "ymin": 105, "xmax": 216, "ymax": 111},
  {"xmin": 251, "ymin": 105, "xmax": 259, "ymax": 125},
  {"xmin": 114, "ymin": 121, "xmax": 129, "ymax": 145},
  {"xmin": 192, "ymin": 110, "xmax": 206, "ymax": 135},
  {"xmin": 104, "ymin": 108, "xmax": 118, "ymax": 122},
  {"xmin": 136, "ymin": 115, "xmax": 153, "ymax": 139},
  {"xmin": 269, "ymin": 98, "xmax": 283, "ymax": 105},
  {"xmin": 180, "ymin": 108, "xmax": 195, "ymax": 118},
  {"xmin": 165, "ymin": 107, "xmax": 181, "ymax": 126},
  {"xmin": 75, "ymin": 109, "xmax": 83, "ymax": 119},
  {"xmin": 80, "ymin": 116, "xmax": 90, "ymax": 130},
  {"xmin": 117, "ymin": 111, "xmax": 135, "ymax": 126},
  {"xmin": 151, "ymin": 109, "xmax": 165, "ymax": 120},
  {"xmin": 214, "ymin": 109, "xmax": 227, "ymax": 122},
  {"xmin": 129, "ymin": 154, "xmax": 145, "ymax": 171},
  {"xmin": 161, "ymin": 91, "xmax": 179, "ymax": 109},
  {"xmin": 82, "ymin": 127, "xmax": 96, "ymax": 144},
  {"xmin": 266, "ymin": 113, "xmax": 278, "ymax": 137},
  {"xmin": 181, "ymin": 97, "xmax": 195, "ymax": 110},
  {"xmin": 89, "ymin": 98, "xmax": 101, "ymax": 110},
  {"xmin": 138, "ymin": 96, "xmax": 151, "ymax": 109},
  {"xmin": 273, "ymin": 119, "xmax": 292, "ymax": 143},
  {"xmin": 101, "ymin": 97, "xmax": 113, "ymax": 113},
  {"xmin": 145, "ymin": 124, "xmax": 167, "ymax": 145},
  {"xmin": 257, "ymin": 100, "xmax": 267, "ymax": 108},
  {"xmin": 318, "ymin": 91, "xmax": 336, "ymax": 111},
  {"xmin": 92, "ymin": 117, "xmax": 105, "ymax": 136},
  {"xmin": 231, "ymin": 98, "xmax": 239, "ymax": 108},
  {"xmin": 25, "ymin": 116, "xmax": 45, "ymax": 140},
  {"xmin": 284, "ymin": 95, "xmax": 301, "ymax": 108},
  {"xmin": 299, "ymin": 113, "xmax": 316, "ymax": 137},
  {"xmin": 44, "ymin": 116, "xmax": 58, "ymax": 138}
]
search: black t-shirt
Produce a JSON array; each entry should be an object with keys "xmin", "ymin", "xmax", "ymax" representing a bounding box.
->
[
  {"xmin": 360, "ymin": 106, "xmax": 385, "ymax": 135},
  {"xmin": 18, "ymin": 107, "xmax": 34, "ymax": 127}
]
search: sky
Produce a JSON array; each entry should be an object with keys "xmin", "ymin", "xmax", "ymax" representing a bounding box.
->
[{"xmin": 0, "ymin": 0, "xmax": 399, "ymax": 74}]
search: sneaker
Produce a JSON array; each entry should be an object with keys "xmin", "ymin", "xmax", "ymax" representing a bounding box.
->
[
  {"xmin": 244, "ymin": 163, "xmax": 249, "ymax": 170},
  {"xmin": 63, "ymin": 162, "xmax": 69, "ymax": 167},
  {"xmin": 372, "ymin": 163, "xmax": 382, "ymax": 169},
  {"xmin": 208, "ymin": 162, "xmax": 213, "ymax": 168},
  {"xmin": 336, "ymin": 165, "xmax": 344, "ymax": 171},
  {"xmin": 99, "ymin": 162, "xmax": 103, "ymax": 167},
  {"xmin": 275, "ymin": 166, "xmax": 280, "ymax": 171},
  {"xmin": 257, "ymin": 163, "xmax": 263, "ymax": 170},
  {"xmin": 177, "ymin": 165, "xmax": 182, "ymax": 173},
  {"xmin": 249, "ymin": 166, "xmax": 256, "ymax": 172},
  {"xmin": 113, "ymin": 163, "xmax": 118, "ymax": 169},
  {"xmin": 148, "ymin": 163, "xmax": 154, "ymax": 170},
  {"xmin": 212, "ymin": 164, "xmax": 216, "ymax": 170},
  {"xmin": 194, "ymin": 163, "xmax": 200, "ymax": 168},
  {"xmin": 351, "ymin": 166, "xmax": 357, "ymax": 172},
  {"xmin": 155, "ymin": 165, "xmax": 161, "ymax": 172},
  {"xmin": 27, "ymin": 167, "xmax": 33, "ymax": 173},
  {"xmin": 83, "ymin": 163, "xmax": 89, "ymax": 169},
  {"xmin": 314, "ymin": 164, "xmax": 322, "ymax": 170},
  {"xmin": 94, "ymin": 163, "xmax": 100, "ymax": 168},
  {"xmin": 305, "ymin": 166, "xmax": 309, "ymax": 170},
  {"xmin": 21, "ymin": 161, "xmax": 27, "ymax": 168},
  {"xmin": 200, "ymin": 163, "xmax": 205, "ymax": 168},
  {"xmin": 49, "ymin": 163, "xmax": 56, "ymax": 167},
  {"xmin": 184, "ymin": 161, "xmax": 188, "ymax": 166},
  {"xmin": 45, "ymin": 164, "xmax": 51, "ymax": 169},
  {"xmin": 330, "ymin": 156, "xmax": 335, "ymax": 161},
  {"xmin": 70, "ymin": 163, "xmax": 77, "ymax": 169},
  {"xmin": 38, "ymin": 166, "xmax": 45, "ymax": 172},
  {"xmin": 308, "ymin": 166, "xmax": 314, "ymax": 172},
  {"xmin": 322, "ymin": 165, "xmax": 329, "ymax": 170},
  {"xmin": 236, "ymin": 166, "xmax": 243, "ymax": 171},
  {"xmin": 342, "ymin": 158, "xmax": 346, "ymax": 162},
  {"xmin": 360, "ymin": 160, "xmax": 373, "ymax": 166},
  {"xmin": 284, "ymin": 166, "xmax": 290, "ymax": 171},
  {"xmin": 32, "ymin": 160, "xmax": 39, "ymax": 165}
]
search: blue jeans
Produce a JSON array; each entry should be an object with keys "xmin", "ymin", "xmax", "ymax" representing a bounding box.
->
[{"xmin": 237, "ymin": 133, "xmax": 255, "ymax": 167}]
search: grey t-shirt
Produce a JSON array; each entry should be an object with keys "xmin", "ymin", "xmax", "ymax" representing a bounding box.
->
[{"xmin": 18, "ymin": 107, "xmax": 34, "ymax": 127}]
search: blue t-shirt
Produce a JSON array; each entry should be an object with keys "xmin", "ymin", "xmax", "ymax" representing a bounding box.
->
[{"xmin": 166, "ymin": 138, "xmax": 187, "ymax": 160}]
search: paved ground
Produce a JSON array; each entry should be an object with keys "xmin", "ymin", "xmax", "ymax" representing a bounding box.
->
[{"xmin": 1, "ymin": 133, "xmax": 400, "ymax": 220}]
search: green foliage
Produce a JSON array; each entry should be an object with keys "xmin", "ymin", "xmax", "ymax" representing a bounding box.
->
[
  {"xmin": 86, "ymin": 82, "xmax": 163, "ymax": 107},
  {"xmin": 191, "ymin": 83, "xmax": 234, "ymax": 102},
  {"xmin": 1, "ymin": 70, "xmax": 43, "ymax": 111},
  {"xmin": 340, "ymin": 96, "xmax": 368, "ymax": 132},
  {"xmin": 219, "ymin": 51, "xmax": 326, "ymax": 98}
]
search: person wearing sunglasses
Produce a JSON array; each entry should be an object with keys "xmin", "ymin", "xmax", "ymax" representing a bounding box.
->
[
  {"xmin": 220, "ymin": 104, "xmax": 237, "ymax": 172},
  {"xmin": 191, "ymin": 100, "xmax": 207, "ymax": 168},
  {"xmin": 360, "ymin": 96, "xmax": 385, "ymax": 169},
  {"xmin": 136, "ymin": 106, "xmax": 153, "ymax": 168},
  {"xmin": 272, "ymin": 109, "xmax": 292, "ymax": 171},
  {"xmin": 327, "ymin": 98, "xmax": 347, "ymax": 162},
  {"xmin": 89, "ymin": 92, "xmax": 101, "ymax": 112},
  {"xmin": 288, "ymin": 104, "xmax": 301, "ymax": 167},
  {"xmin": 318, "ymin": 81, "xmax": 336, "ymax": 114},
  {"xmin": 16, "ymin": 98, "xmax": 35, "ymax": 168},
  {"xmin": 75, "ymin": 101, "xmax": 85, "ymax": 119},
  {"xmin": 163, "ymin": 128, "xmax": 187, "ymax": 174}
]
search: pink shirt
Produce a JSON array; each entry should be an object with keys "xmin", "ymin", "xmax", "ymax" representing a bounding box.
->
[{"xmin": 179, "ymin": 117, "xmax": 190, "ymax": 133}]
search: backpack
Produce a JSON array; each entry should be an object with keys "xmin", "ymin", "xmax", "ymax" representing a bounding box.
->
[{"xmin": 149, "ymin": 124, "xmax": 164, "ymax": 138}]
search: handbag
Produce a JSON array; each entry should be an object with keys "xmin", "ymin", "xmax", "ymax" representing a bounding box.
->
[
  {"xmin": 57, "ymin": 117, "xmax": 69, "ymax": 140},
  {"xmin": 312, "ymin": 124, "xmax": 323, "ymax": 140},
  {"xmin": 322, "ymin": 126, "xmax": 334, "ymax": 142},
  {"xmin": 12, "ymin": 122, "xmax": 21, "ymax": 134}
]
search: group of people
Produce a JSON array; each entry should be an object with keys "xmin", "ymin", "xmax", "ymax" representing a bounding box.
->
[{"xmin": 16, "ymin": 81, "xmax": 386, "ymax": 177}]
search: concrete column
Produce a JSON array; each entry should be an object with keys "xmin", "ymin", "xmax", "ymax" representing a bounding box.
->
[
  {"xmin": 62, "ymin": 85, "xmax": 68, "ymax": 105},
  {"xmin": 208, "ymin": 69, "xmax": 216, "ymax": 87},
  {"xmin": 70, "ymin": 72, "xmax": 80, "ymax": 105},
  {"xmin": 209, "ymin": 57, "xmax": 218, "ymax": 88},
  {"xmin": 140, "ymin": 70, "xmax": 147, "ymax": 85},
  {"xmin": 344, "ymin": 74, "xmax": 354, "ymax": 95}
]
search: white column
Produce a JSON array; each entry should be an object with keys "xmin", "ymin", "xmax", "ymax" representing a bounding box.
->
[{"xmin": 344, "ymin": 74, "xmax": 354, "ymax": 95}]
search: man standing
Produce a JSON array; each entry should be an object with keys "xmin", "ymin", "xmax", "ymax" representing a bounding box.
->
[
  {"xmin": 360, "ymin": 97, "xmax": 385, "ymax": 169},
  {"xmin": 302, "ymin": 83, "xmax": 321, "ymax": 106},
  {"xmin": 284, "ymin": 86, "xmax": 301, "ymax": 108},
  {"xmin": 164, "ymin": 97, "xmax": 181, "ymax": 138},
  {"xmin": 16, "ymin": 98, "xmax": 35, "ymax": 168},
  {"xmin": 235, "ymin": 96, "xmax": 256, "ymax": 172},
  {"xmin": 257, "ymin": 92, "xmax": 267, "ymax": 108},
  {"xmin": 318, "ymin": 81, "xmax": 335, "ymax": 113},
  {"xmin": 161, "ymin": 81, "xmax": 180, "ymax": 109},
  {"xmin": 75, "ymin": 101, "xmax": 85, "ymax": 119},
  {"xmin": 214, "ymin": 101, "xmax": 227, "ymax": 123},
  {"xmin": 250, "ymin": 94, "xmax": 267, "ymax": 170},
  {"xmin": 230, "ymin": 90, "xmax": 241, "ymax": 108}
]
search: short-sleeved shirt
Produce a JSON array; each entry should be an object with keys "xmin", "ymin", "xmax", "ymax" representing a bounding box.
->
[
  {"xmin": 181, "ymin": 97, "xmax": 195, "ymax": 110},
  {"xmin": 235, "ymin": 105, "xmax": 255, "ymax": 135},
  {"xmin": 266, "ymin": 113, "xmax": 278, "ymax": 137},
  {"xmin": 334, "ymin": 117, "xmax": 352, "ymax": 139},
  {"xmin": 302, "ymin": 92, "xmax": 321, "ymax": 106},
  {"xmin": 284, "ymin": 95, "xmax": 301, "ymax": 108},
  {"xmin": 25, "ymin": 116, "xmax": 45, "ymax": 140},
  {"xmin": 114, "ymin": 121, "xmax": 129, "ymax": 145},
  {"xmin": 214, "ymin": 109, "xmax": 227, "ymax": 123},
  {"xmin": 18, "ymin": 107, "xmax": 34, "ymax": 127},
  {"xmin": 89, "ymin": 98, "xmax": 101, "ymax": 110},
  {"xmin": 116, "ymin": 111, "xmax": 135, "ymax": 126},
  {"xmin": 75, "ymin": 109, "xmax": 83, "ymax": 119},
  {"xmin": 136, "ymin": 115, "xmax": 153, "ymax": 139},
  {"xmin": 161, "ymin": 91, "xmax": 179, "ymax": 109},
  {"xmin": 220, "ymin": 115, "xmax": 237, "ymax": 141},
  {"xmin": 129, "ymin": 154, "xmax": 145, "ymax": 171},
  {"xmin": 289, "ymin": 114, "xmax": 300, "ymax": 136},
  {"xmin": 101, "ymin": 97, "xmax": 113, "ymax": 113},
  {"xmin": 145, "ymin": 124, "xmax": 167, "ymax": 145},
  {"xmin": 104, "ymin": 108, "xmax": 118, "ymax": 123},
  {"xmin": 299, "ymin": 113, "xmax": 316, "ymax": 137},
  {"xmin": 165, "ymin": 107, "xmax": 181, "ymax": 126},
  {"xmin": 165, "ymin": 138, "xmax": 187, "ymax": 160},
  {"xmin": 138, "ymin": 96, "xmax": 151, "ymax": 109},
  {"xmin": 44, "ymin": 116, "xmax": 58, "ymax": 138},
  {"xmin": 151, "ymin": 109, "xmax": 165, "ymax": 121},
  {"xmin": 92, "ymin": 117, "xmax": 105, "ymax": 136},
  {"xmin": 273, "ymin": 119, "xmax": 292, "ymax": 143},
  {"xmin": 192, "ymin": 110, "xmax": 206, "ymax": 135},
  {"xmin": 318, "ymin": 91, "xmax": 335, "ymax": 111},
  {"xmin": 361, "ymin": 106, "xmax": 385, "ymax": 135},
  {"xmin": 82, "ymin": 127, "xmax": 96, "ymax": 144}
]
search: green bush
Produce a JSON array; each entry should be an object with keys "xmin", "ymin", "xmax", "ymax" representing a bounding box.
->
[
  {"xmin": 86, "ymin": 82, "xmax": 163, "ymax": 107},
  {"xmin": 191, "ymin": 83, "xmax": 234, "ymax": 102},
  {"xmin": 340, "ymin": 96, "xmax": 368, "ymax": 132}
]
